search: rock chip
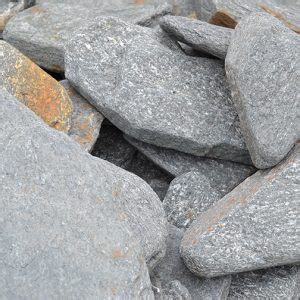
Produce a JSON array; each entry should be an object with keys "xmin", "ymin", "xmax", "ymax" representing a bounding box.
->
[
  {"xmin": 60, "ymin": 80, "xmax": 104, "ymax": 152},
  {"xmin": 0, "ymin": 89, "xmax": 156, "ymax": 298},
  {"xmin": 158, "ymin": 280, "xmax": 192, "ymax": 300},
  {"xmin": 151, "ymin": 224, "xmax": 231, "ymax": 299},
  {"xmin": 0, "ymin": 40, "xmax": 72, "ymax": 132},
  {"xmin": 226, "ymin": 12, "xmax": 300, "ymax": 169},
  {"xmin": 228, "ymin": 265, "xmax": 300, "ymax": 299},
  {"xmin": 160, "ymin": 15, "xmax": 232, "ymax": 59},
  {"xmin": 3, "ymin": 2, "xmax": 171, "ymax": 71},
  {"xmin": 181, "ymin": 145, "xmax": 300, "ymax": 277}
]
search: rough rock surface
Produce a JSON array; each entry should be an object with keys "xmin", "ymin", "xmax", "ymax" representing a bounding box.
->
[
  {"xmin": 228, "ymin": 265, "xmax": 300, "ymax": 299},
  {"xmin": 3, "ymin": 2, "xmax": 171, "ymax": 71},
  {"xmin": 125, "ymin": 136, "xmax": 255, "ymax": 195},
  {"xmin": 157, "ymin": 280, "xmax": 192, "ymax": 300},
  {"xmin": 60, "ymin": 80, "xmax": 104, "ymax": 152},
  {"xmin": 65, "ymin": 18, "xmax": 250, "ymax": 164},
  {"xmin": 151, "ymin": 224, "xmax": 231, "ymax": 299},
  {"xmin": 226, "ymin": 13, "xmax": 300, "ymax": 169},
  {"xmin": 197, "ymin": 0, "xmax": 300, "ymax": 33},
  {"xmin": 160, "ymin": 15, "xmax": 232, "ymax": 59},
  {"xmin": 181, "ymin": 145, "xmax": 300, "ymax": 277},
  {"xmin": 163, "ymin": 172, "xmax": 222, "ymax": 229},
  {"xmin": 0, "ymin": 89, "xmax": 156, "ymax": 298},
  {"xmin": 0, "ymin": 40, "xmax": 72, "ymax": 132}
]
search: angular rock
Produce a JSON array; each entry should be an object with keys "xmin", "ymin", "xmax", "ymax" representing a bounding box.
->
[
  {"xmin": 160, "ymin": 15, "xmax": 232, "ymax": 59},
  {"xmin": 228, "ymin": 265, "xmax": 300, "ymax": 299},
  {"xmin": 60, "ymin": 80, "xmax": 104, "ymax": 152},
  {"xmin": 226, "ymin": 13, "xmax": 300, "ymax": 169},
  {"xmin": 158, "ymin": 280, "xmax": 192, "ymax": 300},
  {"xmin": 197, "ymin": 0, "xmax": 300, "ymax": 33},
  {"xmin": 0, "ymin": 40, "xmax": 72, "ymax": 132},
  {"xmin": 125, "ymin": 136, "xmax": 255, "ymax": 195},
  {"xmin": 65, "ymin": 18, "xmax": 250, "ymax": 164},
  {"xmin": 3, "ymin": 3, "xmax": 171, "ymax": 72},
  {"xmin": 151, "ymin": 224, "xmax": 231, "ymax": 299},
  {"xmin": 0, "ymin": 89, "xmax": 157, "ymax": 298},
  {"xmin": 181, "ymin": 145, "xmax": 300, "ymax": 277}
]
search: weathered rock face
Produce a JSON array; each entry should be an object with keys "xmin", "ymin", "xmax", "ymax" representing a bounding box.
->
[
  {"xmin": 3, "ymin": 3, "xmax": 171, "ymax": 72},
  {"xmin": 196, "ymin": 0, "xmax": 300, "ymax": 33},
  {"xmin": 181, "ymin": 145, "xmax": 300, "ymax": 277},
  {"xmin": 0, "ymin": 89, "xmax": 156, "ymax": 298},
  {"xmin": 160, "ymin": 15, "xmax": 233, "ymax": 59},
  {"xmin": 228, "ymin": 265, "xmax": 300, "ymax": 299},
  {"xmin": 226, "ymin": 13, "xmax": 299, "ymax": 169},
  {"xmin": 60, "ymin": 80, "xmax": 104, "ymax": 152},
  {"xmin": 0, "ymin": 40, "xmax": 72, "ymax": 132},
  {"xmin": 151, "ymin": 224, "xmax": 231, "ymax": 299}
]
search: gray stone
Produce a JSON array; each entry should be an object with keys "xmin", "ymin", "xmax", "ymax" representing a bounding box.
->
[
  {"xmin": 0, "ymin": 89, "xmax": 157, "ymax": 298},
  {"xmin": 151, "ymin": 224, "xmax": 231, "ymax": 299},
  {"xmin": 160, "ymin": 15, "xmax": 232, "ymax": 59},
  {"xmin": 181, "ymin": 145, "xmax": 300, "ymax": 277},
  {"xmin": 3, "ymin": 2, "xmax": 171, "ymax": 72},
  {"xmin": 60, "ymin": 80, "xmax": 104, "ymax": 152},
  {"xmin": 228, "ymin": 265, "xmax": 300, "ymax": 299},
  {"xmin": 158, "ymin": 280, "xmax": 192, "ymax": 300},
  {"xmin": 125, "ymin": 136, "xmax": 255, "ymax": 196},
  {"xmin": 164, "ymin": 172, "xmax": 222, "ymax": 229},
  {"xmin": 225, "ymin": 13, "xmax": 300, "ymax": 169}
]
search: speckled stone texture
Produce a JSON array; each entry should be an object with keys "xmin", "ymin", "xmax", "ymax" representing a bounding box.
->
[
  {"xmin": 181, "ymin": 145, "xmax": 300, "ymax": 277},
  {"xmin": 151, "ymin": 224, "xmax": 231, "ymax": 299},
  {"xmin": 226, "ymin": 13, "xmax": 299, "ymax": 169},
  {"xmin": 0, "ymin": 40, "xmax": 72, "ymax": 132},
  {"xmin": 160, "ymin": 15, "xmax": 233, "ymax": 59},
  {"xmin": 60, "ymin": 80, "xmax": 104, "ymax": 152},
  {"xmin": 3, "ymin": 2, "xmax": 171, "ymax": 72},
  {"xmin": 125, "ymin": 136, "xmax": 255, "ymax": 195},
  {"xmin": 228, "ymin": 265, "xmax": 300, "ymax": 299},
  {"xmin": 0, "ymin": 89, "xmax": 156, "ymax": 298}
]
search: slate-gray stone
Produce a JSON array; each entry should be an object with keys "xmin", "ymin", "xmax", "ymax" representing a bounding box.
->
[
  {"xmin": 181, "ymin": 145, "xmax": 300, "ymax": 277},
  {"xmin": 0, "ymin": 88, "xmax": 156, "ymax": 298},
  {"xmin": 160, "ymin": 15, "xmax": 232, "ymax": 59},
  {"xmin": 228, "ymin": 265, "xmax": 300, "ymax": 299},
  {"xmin": 226, "ymin": 12, "xmax": 300, "ymax": 169},
  {"xmin": 151, "ymin": 224, "xmax": 231, "ymax": 299}
]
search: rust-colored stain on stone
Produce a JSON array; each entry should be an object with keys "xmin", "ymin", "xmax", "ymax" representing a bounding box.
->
[
  {"xmin": 209, "ymin": 10, "xmax": 237, "ymax": 29},
  {"xmin": 112, "ymin": 248, "xmax": 125, "ymax": 259},
  {"xmin": 134, "ymin": 0, "xmax": 145, "ymax": 5}
]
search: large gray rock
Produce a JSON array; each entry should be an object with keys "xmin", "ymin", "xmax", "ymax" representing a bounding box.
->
[
  {"xmin": 160, "ymin": 15, "xmax": 233, "ymax": 59},
  {"xmin": 65, "ymin": 18, "xmax": 250, "ymax": 164},
  {"xmin": 3, "ymin": 2, "xmax": 171, "ymax": 72},
  {"xmin": 226, "ymin": 13, "xmax": 300, "ymax": 169},
  {"xmin": 0, "ymin": 89, "xmax": 157, "ymax": 298},
  {"xmin": 125, "ymin": 136, "xmax": 255, "ymax": 195},
  {"xmin": 151, "ymin": 224, "xmax": 231, "ymax": 299},
  {"xmin": 228, "ymin": 265, "xmax": 300, "ymax": 299},
  {"xmin": 181, "ymin": 145, "xmax": 300, "ymax": 277}
]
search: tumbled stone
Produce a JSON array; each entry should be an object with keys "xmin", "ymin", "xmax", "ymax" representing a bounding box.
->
[
  {"xmin": 181, "ymin": 145, "xmax": 300, "ymax": 277},
  {"xmin": 226, "ymin": 13, "xmax": 299, "ymax": 169},
  {"xmin": 0, "ymin": 40, "xmax": 72, "ymax": 132},
  {"xmin": 60, "ymin": 80, "xmax": 104, "ymax": 152},
  {"xmin": 0, "ymin": 89, "xmax": 157, "ymax": 298},
  {"xmin": 65, "ymin": 18, "xmax": 250, "ymax": 164},
  {"xmin": 125, "ymin": 136, "xmax": 255, "ymax": 195},
  {"xmin": 160, "ymin": 15, "xmax": 232, "ymax": 59},
  {"xmin": 228, "ymin": 265, "xmax": 300, "ymax": 299},
  {"xmin": 197, "ymin": 0, "xmax": 300, "ymax": 33},
  {"xmin": 151, "ymin": 224, "xmax": 231, "ymax": 299},
  {"xmin": 3, "ymin": 3, "xmax": 171, "ymax": 71}
]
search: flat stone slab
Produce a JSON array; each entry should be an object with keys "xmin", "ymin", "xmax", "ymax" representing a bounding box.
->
[
  {"xmin": 3, "ymin": 2, "xmax": 171, "ymax": 71},
  {"xmin": 226, "ymin": 12, "xmax": 299, "ymax": 169},
  {"xmin": 0, "ymin": 89, "xmax": 157, "ymax": 298},
  {"xmin": 160, "ymin": 15, "xmax": 232, "ymax": 59},
  {"xmin": 181, "ymin": 145, "xmax": 300, "ymax": 277},
  {"xmin": 60, "ymin": 80, "xmax": 104, "ymax": 152},
  {"xmin": 0, "ymin": 40, "xmax": 72, "ymax": 132},
  {"xmin": 228, "ymin": 265, "xmax": 300, "ymax": 299}
]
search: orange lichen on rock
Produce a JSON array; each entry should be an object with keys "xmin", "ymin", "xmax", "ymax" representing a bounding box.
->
[{"xmin": 209, "ymin": 10, "xmax": 237, "ymax": 28}]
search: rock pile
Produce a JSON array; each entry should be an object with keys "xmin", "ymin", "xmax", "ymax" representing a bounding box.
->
[{"xmin": 0, "ymin": 0, "xmax": 299, "ymax": 298}]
